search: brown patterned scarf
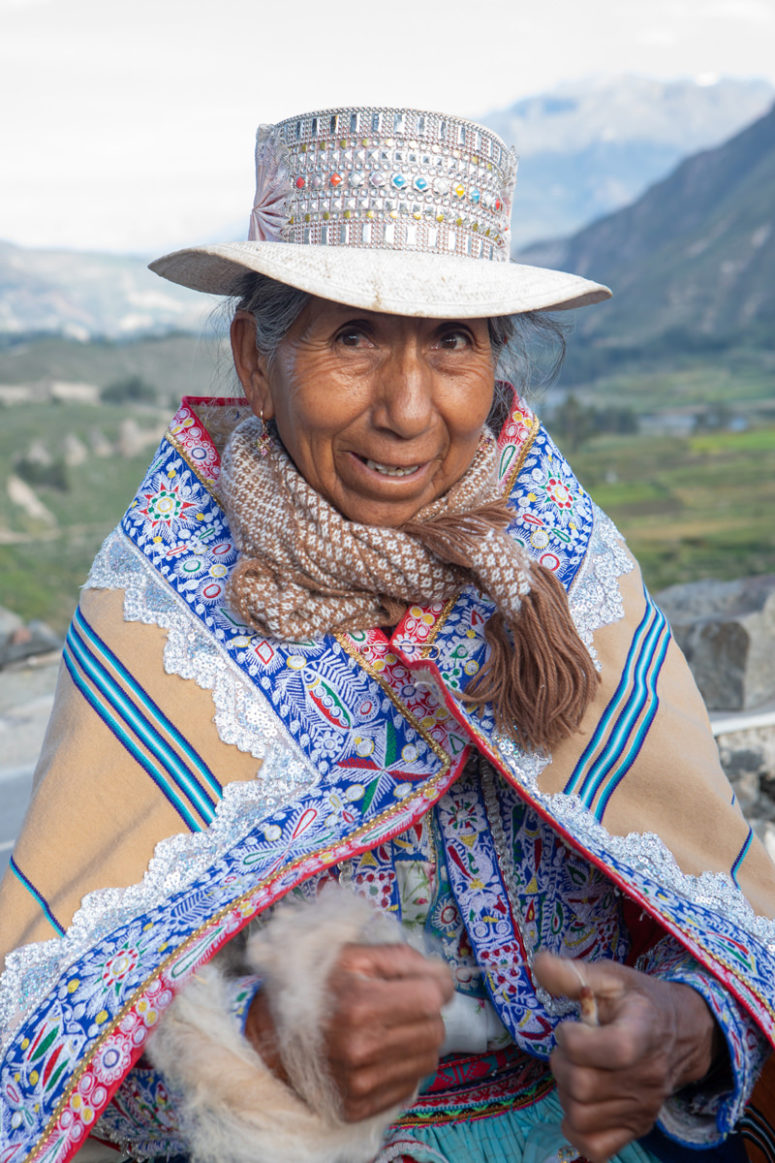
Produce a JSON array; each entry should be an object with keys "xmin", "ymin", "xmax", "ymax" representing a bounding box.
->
[{"xmin": 219, "ymin": 415, "xmax": 597, "ymax": 750}]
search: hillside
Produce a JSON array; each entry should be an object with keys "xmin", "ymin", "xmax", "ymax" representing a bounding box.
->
[
  {"xmin": 0, "ymin": 332, "xmax": 229, "ymax": 402},
  {"xmin": 519, "ymin": 103, "xmax": 775, "ymax": 348},
  {"xmin": 485, "ymin": 75, "xmax": 773, "ymax": 248},
  {"xmin": 0, "ymin": 241, "xmax": 214, "ymax": 340}
]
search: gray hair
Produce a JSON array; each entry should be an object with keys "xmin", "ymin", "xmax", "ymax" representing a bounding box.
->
[{"xmin": 231, "ymin": 271, "xmax": 566, "ymax": 398}]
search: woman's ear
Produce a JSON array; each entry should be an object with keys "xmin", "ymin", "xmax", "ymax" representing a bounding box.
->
[{"xmin": 230, "ymin": 311, "xmax": 274, "ymax": 420}]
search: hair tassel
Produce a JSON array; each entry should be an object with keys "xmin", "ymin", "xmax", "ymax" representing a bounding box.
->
[{"xmin": 404, "ymin": 502, "xmax": 599, "ymax": 752}]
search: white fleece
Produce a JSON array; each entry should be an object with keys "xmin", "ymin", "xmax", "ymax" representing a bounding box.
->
[{"xmin": 147, "ymin": 885, "xmax": 408, "ymax": 1163}]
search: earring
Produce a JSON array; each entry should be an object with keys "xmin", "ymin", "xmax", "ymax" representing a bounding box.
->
[{"xmin": 257, "ymin": 409, "xmax": 270, "ymax": 457}]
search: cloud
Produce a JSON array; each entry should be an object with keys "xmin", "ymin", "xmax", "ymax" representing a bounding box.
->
[
  {"xmin": 707, "ymin": 0, "xmax": 773, "ymax": 19},
  {"xmin": 638, "ymin": 26, "xmax": 678, "ymax": 46}
]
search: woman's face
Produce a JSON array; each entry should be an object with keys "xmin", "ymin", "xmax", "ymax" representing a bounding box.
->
[{"xmin": 231, "ymin": 297, "xmax": 496, "ymax": 527}]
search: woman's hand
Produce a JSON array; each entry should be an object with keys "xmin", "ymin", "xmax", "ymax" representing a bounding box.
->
[
  {"xmin": 534, "ymin": 951, "xmax": 722, "ymax": 1163},
  {"xmin": 246, "ymin": 942, "xmax": 454, "ymax": 1122}
]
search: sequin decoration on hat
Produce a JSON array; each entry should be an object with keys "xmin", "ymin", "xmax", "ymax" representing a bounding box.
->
[
  {"xmin": 247, "ymin": 107, "xmax": 519, "ymax": 262},
  {"xmin": 149, "ymin": 104, "xmax": 612, "ymax": 316}
]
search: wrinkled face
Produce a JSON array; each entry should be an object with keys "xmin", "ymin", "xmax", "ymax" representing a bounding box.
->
[{"xmin": 231, "ymin": 297, "xmax": 496, "ymax": 526}]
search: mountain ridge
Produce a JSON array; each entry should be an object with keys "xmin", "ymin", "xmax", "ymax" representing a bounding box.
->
[{"xmin": 518, "ymin": 102, "xmax": 775, "ymax": 346}]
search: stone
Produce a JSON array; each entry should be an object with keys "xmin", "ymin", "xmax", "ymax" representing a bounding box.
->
[
  {"xmin": 753, "ymin": 820, "xmax": 775, "ymax": 865},
  {"xmin": 0, "ymin": 616, "xmax": 62, "ymax": 669},
  {"xmin": 656, "ymin": 575, "xmax": 775, "ymax": 711},
  {"xmin": 717, "ymin": 724, "xmax": 775, "ymax": 818},
  {"xmin": 0, "ymin": 607, "xmax": 24, "ymax": 639}
]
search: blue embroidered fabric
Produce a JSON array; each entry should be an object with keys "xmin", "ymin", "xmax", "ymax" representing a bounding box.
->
[{"xmin": 98, "ymin": 762, "xmax": 765, "ymax": 1153}]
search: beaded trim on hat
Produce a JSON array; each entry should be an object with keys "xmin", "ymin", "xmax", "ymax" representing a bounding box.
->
[{"xmin": 248, "ymin": 107, "xmax": 518, "ymax": 263}]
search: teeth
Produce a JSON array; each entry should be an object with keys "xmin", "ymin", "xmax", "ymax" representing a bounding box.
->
[{"xmin": 365, "ymin": 459, "xmax": 419, "ymax": 477}]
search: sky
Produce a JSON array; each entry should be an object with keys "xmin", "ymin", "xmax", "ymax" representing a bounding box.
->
[{"xmin": 2, "ymin": 0, "xmax": 775, "ymax": 254}]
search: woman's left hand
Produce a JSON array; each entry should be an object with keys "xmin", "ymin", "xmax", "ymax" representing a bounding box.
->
[{"xmin": 534, "ymin": 952, "xmax": 722, "ymax": 1163}]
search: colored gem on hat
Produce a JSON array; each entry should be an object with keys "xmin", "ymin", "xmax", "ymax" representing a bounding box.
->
[{"xmin": 238, "ymin": 107, "xmax": 521, "ymax": 265}]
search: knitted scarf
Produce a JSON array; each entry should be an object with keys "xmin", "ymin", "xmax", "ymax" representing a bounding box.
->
[{"xmin": 219, "ymin": 415, "xmax": 598, "ymax": 751}]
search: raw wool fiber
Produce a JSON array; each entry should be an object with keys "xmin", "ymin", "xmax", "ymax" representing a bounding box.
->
[
  {"xmin": 147, "ymin": 886, "xmax": 403, "ymax": 1163},
  {"xmin": 220, "ymin": 415, "xmax": 598, "ymax": 750},
  {"xmin": 246, "ymin": 885, "xmax": 403, "ymax": 1121}
]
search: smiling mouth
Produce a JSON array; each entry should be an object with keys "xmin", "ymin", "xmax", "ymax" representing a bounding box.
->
[{"xmin": 363, "ymin": 457, "xmax": 422, "ymax": 478}]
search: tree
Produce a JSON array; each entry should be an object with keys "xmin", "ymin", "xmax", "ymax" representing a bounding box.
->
[{"xmin": 101, "ymin": 375, "xmax": 157, "ymax": 404}]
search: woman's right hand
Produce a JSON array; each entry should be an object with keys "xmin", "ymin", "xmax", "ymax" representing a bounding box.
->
[{"xmin": 245, "ymin": 942, "xmax": 454, "ymax": 1121}]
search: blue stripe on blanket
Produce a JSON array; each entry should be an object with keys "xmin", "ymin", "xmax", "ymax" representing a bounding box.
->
[
  {"xmin": 72, "ymin": 607, "xmax": 222, "ymax": 801},
  {"xmin": 564, "ymin": 591, "xmax": 671, "ymax": 819},
  {"xmin": 731, "ymin": 827, "xmax": 753, "ymax": 887},
  {"xmin": 9, "ymin": 857, "xmax": 65, "ymax": 936},
  {"xmin": 62, "ymin": 641, "xmax": 202, "ymax": 831},
  {"xmin": 63, "ymin": 610, "xmax": 220, "ymax": 830}
]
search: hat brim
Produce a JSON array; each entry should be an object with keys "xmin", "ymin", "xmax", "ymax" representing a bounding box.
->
[{"xmin": 149, "ymin": 241, "xmax": 610, "ymax": 318}]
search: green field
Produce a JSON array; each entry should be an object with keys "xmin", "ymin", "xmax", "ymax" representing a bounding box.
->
[
  {"xmin": 568, "ymin": 425, "xmax": 775, "ymax": 590},
  {"xmin": 1, "ymin": 336, "xmax": 774, "ymax": 632}
]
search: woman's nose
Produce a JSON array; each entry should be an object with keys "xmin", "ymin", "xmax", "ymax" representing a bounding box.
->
[{"xmin": 373, "ymin": 347, "xmax": 434, "ymax": 437}]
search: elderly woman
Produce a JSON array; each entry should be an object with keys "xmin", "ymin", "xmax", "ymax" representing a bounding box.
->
[{"xmin": 2, "ymin": 106, "xmax": 775, "ymax": 1163}]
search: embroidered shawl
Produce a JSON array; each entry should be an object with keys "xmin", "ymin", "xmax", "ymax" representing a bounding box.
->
[{"xmin": 2, "ymin": 392, "xmax": 775, "ymax": 1163}]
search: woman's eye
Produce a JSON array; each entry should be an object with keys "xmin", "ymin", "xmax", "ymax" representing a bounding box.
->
[
  {"xmin": 438, "ymin": 329, "xmax": 471, "ymax": 351},
  {"xmin": 336, "ymin": 326, "xmax": 371, "ymax": 348}
]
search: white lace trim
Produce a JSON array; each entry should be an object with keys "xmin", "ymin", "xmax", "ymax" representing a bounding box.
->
[
  {"xmin": 0, "ymin": 531, "xmax": 319, "ymax": 1046},
  {"xmin": 494, "ymin": 508, "xmax": 775, "ymax": 950},
  {"xmin": 568, "ymin": 504, "xmax": 634, "ymax": 664},
  {"xmin": 494, "ymin": 755, "xmax": 775, "ymax": 950},
  {"xmin": 86, "ymin": 530, "xmax": 292, "ymax": 760}
]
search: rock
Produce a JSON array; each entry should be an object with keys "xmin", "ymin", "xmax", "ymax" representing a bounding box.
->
[
  {"xmin": 117, "ymin": 418, "xmax": 143, "ymax": 458},
  {"xmin": 656, "ymin": 575, "xmax": 775, "ymax": 711},
  {"xmin": 25, "ymin": 438, "xmax": 53, "ymax": 467},
  {"xmin": 0, "ymin": 608, "xmax": 24, "ymax": 638},
  {"xmin": 6, "ymin": 474, "xmax": 57, "ymax": 527},
  {"xmin": 717, "ymin": 724, "xmax": 775, "ymax": 818},
  {"xmin": 0, "ymin": 613, "xmax": 62, "ymax": 668},
  {"xmin": 753, "ymin": 819, "xmax": 775, "ymax": 865},
  {"xmin": 90, "ymin": 428, "xmax": 113, "ymax": 458},
  {"xmin": 63, "ymin": 433, "xmax": 88, "ymax": 467}
]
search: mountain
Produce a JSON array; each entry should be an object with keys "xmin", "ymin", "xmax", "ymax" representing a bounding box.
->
[
  {"xmin": 0, "ymin": 241, "xmax": 214, "ymax": 341},
  {"xmin": 482, "ymin": 76, "xmax": 773, "ymax": 249},
  {"xmin": 1, "ymin": 76, "xmax": 773, "ymax": 342},
  {"xmin": 518, "ymin": 102, "xmax": 775, "ymax": 348}
]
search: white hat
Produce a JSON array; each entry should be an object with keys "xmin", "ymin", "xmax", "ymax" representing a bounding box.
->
[{"xmin": 149, "ymin": 106, "xmax": 611, "ymax": 318}]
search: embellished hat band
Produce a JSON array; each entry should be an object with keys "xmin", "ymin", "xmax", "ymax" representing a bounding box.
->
[{"xmin": 248, "ymin": 106, "xmax": 518, "ymax": 264}]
